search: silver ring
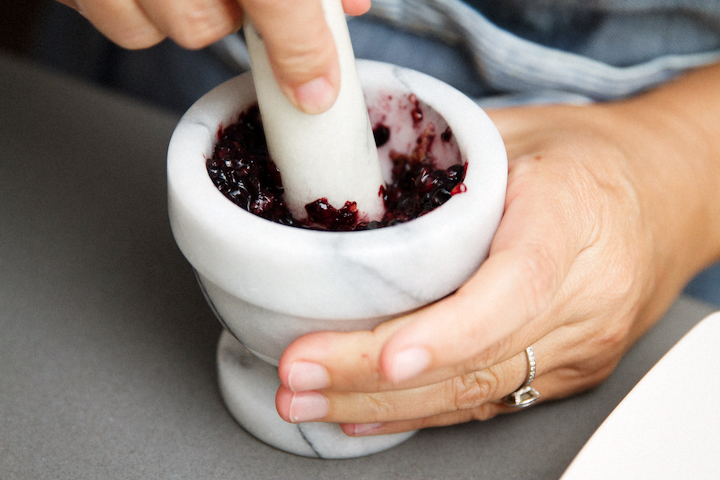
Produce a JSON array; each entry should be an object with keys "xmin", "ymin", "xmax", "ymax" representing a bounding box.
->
[{"xmin": 503, "ymin": 346, "xmax": 541, "ymax": 408}]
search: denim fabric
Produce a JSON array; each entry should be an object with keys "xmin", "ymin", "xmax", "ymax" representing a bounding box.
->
[
  {"xmin": 685, "ymin": 264, "xmax": 720, "ymax": 305},
  {"xmin": 467, "ymin": 0, "xmax": 720, "ymax": 66},
  {"xmin": 31, "ymin": 0, "xmax": 720, "ymax": 306},
  {"xmin": 365, "ymin": 0, "xmax": 720, "ymax": 101}
]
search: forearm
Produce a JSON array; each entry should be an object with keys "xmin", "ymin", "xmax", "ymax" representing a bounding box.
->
[
  {"xmin": 602, "ymin": 62, "xmax": 720, "ymax": 298},
  {"xmin": 274, "ymin": 63, "xmax": 720, "ymax": 433}
]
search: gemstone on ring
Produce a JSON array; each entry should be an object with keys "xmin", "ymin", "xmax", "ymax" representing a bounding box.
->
[{"xmin": 503, "ymin": 346, "xmax": 541, "ymax": 408}]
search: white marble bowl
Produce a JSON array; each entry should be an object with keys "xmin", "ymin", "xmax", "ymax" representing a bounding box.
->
[{"xmin": 167, "ymin": 60, "xmax": 507, "ymax": 458}]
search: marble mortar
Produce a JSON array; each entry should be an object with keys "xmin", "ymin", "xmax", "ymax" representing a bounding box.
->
[{"xmin": 167, "ymin": 60, "xmax": 508, "ymax": 458}]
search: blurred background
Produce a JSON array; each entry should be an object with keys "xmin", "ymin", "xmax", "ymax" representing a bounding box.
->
[
  {"xmin": 2, "ymin": 0, "xmax": 718, "ymax": 306},
  {"xmin": 0, "ymin": 0, "xmax": 243, "ymax": 114},
  {"xmin": 1, "ymin": 0, "xmax": 46, "ymax": 55}
]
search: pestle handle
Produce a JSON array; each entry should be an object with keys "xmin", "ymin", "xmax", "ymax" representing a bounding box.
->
[{"xmin": 244, "ymin": 0, "xmax": 385, "ymax": 222}]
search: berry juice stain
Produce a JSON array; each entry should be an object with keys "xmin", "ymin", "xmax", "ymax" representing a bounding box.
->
[{"xmin": 207, "ymin": 100, "xmax": 466, "ymax": 232}]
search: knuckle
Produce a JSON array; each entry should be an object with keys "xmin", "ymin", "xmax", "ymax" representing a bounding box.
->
[
  {"xmin": 597, "ymin": 320, "xmax": 630, "ymax": 350},
  {"xmin": 557, "ymin": 362, "xmax": 616, "ymax": 394},
  {"xmin": 606, "ymin": 260, "xmax": 640, "ymax": 304},
  {"xmin": 519, "ymin": 242, "xmax": 562, "ymax": 318},
  {"xmin": 450, "ymin": 371, "xmax": 498, "ymax": 411},
  {"xmin": 115, "ymin": 27, "xmax": 164, "ymax": 50},
  {"xmin": 170, "ymin": 5, "xmax": 238, "ymax": 49},
  {"xmin": 364, "ymin": 393, "xmax": 396, "ymax": 420},
  {"xmin": 462, "ymin": 336, "xmax": 514, "ymax": 373},
  {"xmin": 588, "ymin": 313, "xmax": 634, "ymax": 354},
  {"xmin": 79, "ymin": 0, "xmax": 166, "ymax": 50},
  {"xmin": 360, "ymin": 356, "xmax": 385, "ymax": 393},
  {"xmin": 470, "ymin": 403, "xmax": 503, "ymax": 421}
]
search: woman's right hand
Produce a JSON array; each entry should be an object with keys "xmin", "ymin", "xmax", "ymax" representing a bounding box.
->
[{"xmin": 56, "ymin": 0, "xmax": 371, "ymax": 113}]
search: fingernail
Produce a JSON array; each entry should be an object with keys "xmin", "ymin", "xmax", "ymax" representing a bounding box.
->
[
  {"xmin": 289, "ymin": 391, "xmax": 329, "ymax": 423},
  {"xmin": 288, "ymin": 361, "xmax": 329, "ymax": 392},
  {"xmin": 293, "ymin": 77, "xmax": 335, "ymax": 114},
  {"xmin": 390, "ymin": 347, "xmax": 431, "ymax": 384},
  {"xmin": 352, "ymin": 423, "xmax": 383, "ymax": 436}
]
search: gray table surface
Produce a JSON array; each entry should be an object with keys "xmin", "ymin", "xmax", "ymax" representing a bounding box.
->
[{"xmin": 1, "ymin": 51, "xmax": 717, "ymax": 479}]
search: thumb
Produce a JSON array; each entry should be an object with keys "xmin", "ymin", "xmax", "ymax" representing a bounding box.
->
[
  {"xmin": 241, "ymin": 0, "xmax": 341, "ymax": 114},
  {"xmin": 379, "ymin": 185, "xmax": 582, "ymax": 384}
]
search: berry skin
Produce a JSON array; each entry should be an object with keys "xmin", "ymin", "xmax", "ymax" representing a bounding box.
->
[{"xmin": 207, "ymin": 102, "xmax": 466, "ymax": 231}]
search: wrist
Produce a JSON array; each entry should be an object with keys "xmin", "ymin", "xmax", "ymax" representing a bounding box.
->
[{"xmin": 600, "ymin": 71, "xmax": 720, "ymax": 294}]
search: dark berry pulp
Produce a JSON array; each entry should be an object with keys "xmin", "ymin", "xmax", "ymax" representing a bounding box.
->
[{"xmin": 206, "ymin": 102, "xmax": 466, "ymax": 231}]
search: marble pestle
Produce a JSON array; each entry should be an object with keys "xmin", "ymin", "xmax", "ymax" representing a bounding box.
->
[{"xmin": 244, "ymin": 0, "xmax": 385, "ymax": 222}]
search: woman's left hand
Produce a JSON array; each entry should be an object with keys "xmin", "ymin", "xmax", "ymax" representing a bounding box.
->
[{"xmin": 274, "ymin": 65, "xmax": 720, "ymax": 436}]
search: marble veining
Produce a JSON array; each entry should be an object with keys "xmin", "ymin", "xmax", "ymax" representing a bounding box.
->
[
  {"xmin": 218, "ymin": 331, "xmax": 417, "ymax": 458},
  {"xmin": 167, "ymin": 60, "xmax": 508, "ymax": 457}
]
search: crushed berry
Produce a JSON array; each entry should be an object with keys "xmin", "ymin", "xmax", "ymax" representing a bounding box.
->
[
  {"xmin": 409, "ymin": 94, "xmax": 423, "ymax": 125},
  {"xmin": 372, "ymin": 124, "xmax": 391, "ymax": 148},
  {"xmin": 305, "ymin": 198, "xmax": 361, "ymax": 231},
  {"xmin": 206, "ymin": 104, "xmax": 300, "ymax": 228},
  {"xmin": 207, "ymin": 102, "xmax": 466, "ymax": 231},
  {"xmin": 441, "ymin": 126, "xmax": 453, "ymax": 142}
]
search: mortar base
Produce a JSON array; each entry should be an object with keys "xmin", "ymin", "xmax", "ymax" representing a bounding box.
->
[{"xmin": 217, "ymin": 330, "xmax": 416, "ymax": 458}]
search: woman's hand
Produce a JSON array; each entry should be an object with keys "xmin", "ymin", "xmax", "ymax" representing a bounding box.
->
[
  {"xmin": 274, "ymin": 64, "xmax": 720, "ymax": 436},
  {"xmin": 56, "ymin": 0, "xmax": 371, "ymax": 112}
]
